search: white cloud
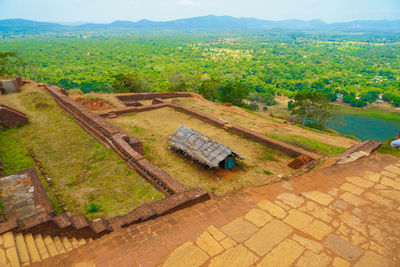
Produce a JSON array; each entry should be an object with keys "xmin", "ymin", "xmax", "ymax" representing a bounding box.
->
[{"xmin": 178, "ymin": 0, "xmax": 200, "ymax": 6}]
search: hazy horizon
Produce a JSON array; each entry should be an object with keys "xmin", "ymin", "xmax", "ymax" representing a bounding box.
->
[{"xmin": 1, "ymin": 0, "xmax": 399, "ymax": 24}]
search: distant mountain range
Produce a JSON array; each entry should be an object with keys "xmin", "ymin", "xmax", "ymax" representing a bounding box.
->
[{"xmin": 1, "ymin": 15, "xmax": 400, "ymax": 34}]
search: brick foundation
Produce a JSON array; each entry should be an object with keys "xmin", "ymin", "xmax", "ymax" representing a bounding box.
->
[
  {"xmin": 45, "ymin": 85, "xmax": 187, "ymax": 194},
  {"xmin": 115, "ymin": 92, "xmax": 193, "ymax": 102},
  {"xmin": 96, "ymin": 103, "xmax": 170, "ymax": 117},
  {"xmin": 225, "ymin": 125, "xmax": 321, "ymax": 160},
  {"xmin": 0, "ymin": 104, "xmax": 29, "ymax": 128}
]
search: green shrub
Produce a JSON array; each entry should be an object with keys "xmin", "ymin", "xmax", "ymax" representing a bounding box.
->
[{"xmin": 87, "ymin": 202, "xmax": 102, "ymax": 213}]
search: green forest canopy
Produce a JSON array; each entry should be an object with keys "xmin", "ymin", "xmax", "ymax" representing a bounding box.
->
[{"xmin": 0, "ymin": 31, "xmax": 399, "ymax": 107}]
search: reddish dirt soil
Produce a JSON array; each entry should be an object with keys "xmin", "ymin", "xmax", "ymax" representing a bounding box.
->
[
  {"xmin": 171, "ymin": 149, "xmax": 244, "ymax": 181},
  {"xmin": 75, "ymin": 98, "xmax": 115, "ymax": 111}
]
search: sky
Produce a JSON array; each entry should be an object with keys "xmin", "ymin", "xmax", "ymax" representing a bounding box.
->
[{"xmin": 0, "ymin": 0, "xmax": 399, "ymax": 24}]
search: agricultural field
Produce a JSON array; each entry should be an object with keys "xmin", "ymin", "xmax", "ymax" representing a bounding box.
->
[{"xmin": 0, "ymin": 83, "xmax": 163, "ymax": 219}]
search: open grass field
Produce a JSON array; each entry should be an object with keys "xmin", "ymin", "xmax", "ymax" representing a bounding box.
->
[
  {"xmin": 168, "ymin": 97, "xmax": 355, "ymax": 156},
  {"xmin": 0, "ymin": 84, "xmax": 163, "ymax": 219},
  {"xmin": 110, "ymin": 107, "xmax": 294, "ymax": 195}
]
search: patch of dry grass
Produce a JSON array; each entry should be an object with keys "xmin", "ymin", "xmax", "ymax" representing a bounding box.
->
[
  {"xmin": 110, "ymin": 107, "xmax": 294, "ymax": 195},
  {"xmin": 0, "ymin": 84, "xmax": 163, "ymax": 219}
]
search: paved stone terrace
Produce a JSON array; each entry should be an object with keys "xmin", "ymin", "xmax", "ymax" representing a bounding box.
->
[{"xmin": 35, "ymin": 154, "xmax": 400, "ymax": 267}]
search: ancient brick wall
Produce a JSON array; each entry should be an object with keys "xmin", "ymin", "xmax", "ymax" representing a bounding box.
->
[
  {"xmin": 167, "ymin": 102, "xmax": 321, "ymax": 161},
  {"xmin": 124, "ymin": 101, "xmax": 143, "ymax": 107},
  {"xmin": 110, "ymin": 188, "xmax": 209, "ymax": 229},
  {"xmin": 0, "ymin": 188, "xmax": 209, "ymax": 239},
  {"xmin": 226, "ymin": 125, "xmax": 321, "ymax": 160},
  {"xmin": 96, "ymin": 103, "xmax": 169, "ymax": 117},
  {"xmin": 169, "ymin": 103, "xmax": 228, "ymax": 128},
  {"xmin": 45, "ymin": 85, "xmax": 186, "ymax": 194},
  {"xmin": 116, "ymin": 92, "xmax": 193, "ymax": 102},
  {"xmin": 0, "ymin": 104, "xmax": 29, "ymax": 127}
]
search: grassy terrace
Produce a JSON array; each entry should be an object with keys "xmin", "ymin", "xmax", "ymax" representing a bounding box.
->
[
  {"xmin": 170, "ymin": 98, "xmax": 354, "ymax": 156},
  {"xmin": 110, "ymin": 107, "xmax": 294, "ymax": 195},
  {"xmin": 0, "ymin": 84, "xmax": 163, "ymax": 219}
]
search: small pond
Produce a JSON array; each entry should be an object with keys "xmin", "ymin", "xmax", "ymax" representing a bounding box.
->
[{"xmin": 329, "ymin": 114, "xmax": 400, "ymax": 141}]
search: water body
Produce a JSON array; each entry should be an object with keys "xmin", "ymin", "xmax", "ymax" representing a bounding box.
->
[{"xmin": 329, "ymin": 114, "xmax": 400, "ymax": 141}]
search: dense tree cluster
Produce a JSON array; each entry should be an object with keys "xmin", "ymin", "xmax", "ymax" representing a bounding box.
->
[{"xmin": 289, "ymin": 92, "xmax": 337, "ymax": 130}]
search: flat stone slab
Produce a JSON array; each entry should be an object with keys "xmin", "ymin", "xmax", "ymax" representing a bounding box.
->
[
  {"xmin": 345, "ymin": 176, "xmax": 375, "ymax": 188},
  {"xmin": 244, "ymin": 219, "xmax": 292, "ymax": 256},
  {"xmin": 257, "ymin": 200, "xmax": 287, "ymax": 219},
  {"xmin": 162, "ymin": 241, "xmax": 209, "ymax": 267},
  {"xmin": 195, "ymin": 231, "xmax": 223, "ymax": 256},
  {"xmin": 244, "ymin": 208, "xmax": 272, "ymax": 227},
  {"xmin": 301, "ymin": 191, "xmax": 334, "ymax": 206},
  {"xmin": 296, "ymin": 251, "xmax": 331, "ymax": 267},
  {"xmin": 293, "ymin": 234, "xmax": 323, "ymax": 253},
  {"xmin": 277, "ymin": 193, "xmax": 304, "ymax": 208},
  {"xmin": 208, "ymin": 245, "xmax": 258, "ymax": 267},
  {"xmin": 257, "ymin": 239, "xmax": 304, "ymax": 267},
  {"xmin": 354, "ymin": 251, "xmax": 390, "ymax": 267},
  {"xmin": 340, "ymin": 183, "xmax": 364, "ymax": 195},
  {"xmin": 220, "ymin": 217, "xmax": 258, "ymax": 243},
  {"xmin": 323, "ymin": 234, "xmax": 364, "ymax": 261}
]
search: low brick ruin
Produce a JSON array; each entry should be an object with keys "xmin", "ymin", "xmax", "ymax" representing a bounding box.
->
[
  {"xmin": 0, "ymin": 104, "xmax": 29, "ymax": 128},
  {"xmin": 0, "ymin": 77, "xmax": 24, "ymax": 94},
  {"xmin": 45, "ymin": 85, "xmax": 190, "ymax": 195},
  {"xmin": 0, "ymin": 168, "xmax": 209, "ymax": 240},
  {"xmin": 96, "ymin": 92, "xmax": 322, "ymax": 162},
  {"xmin": 115, "ymin": 92, "xmax": 193, "ymax": 103}
]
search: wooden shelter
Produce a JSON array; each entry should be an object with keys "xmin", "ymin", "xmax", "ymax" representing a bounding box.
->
[{"xmin": 168, "ymin": 125, "xmax": 243, "ymax": 169}]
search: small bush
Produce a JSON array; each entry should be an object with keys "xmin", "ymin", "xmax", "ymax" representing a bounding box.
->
[
  {"xmin": 68, "ymin": 89, "xmax": 83, "ymax": 95},
  {"xmin": 263, "ymin": 170, "xmax": 274, "ymax": 175},
  {"xmin": 87, "ymin": 202, "xmax": 102, "ymax": 213},
  {"xmin": 247, "ymin": 102, "xmax": 259, "ymax": 111}
]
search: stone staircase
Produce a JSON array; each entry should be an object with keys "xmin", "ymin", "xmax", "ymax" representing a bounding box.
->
[{"xmin": 0, "ymin": 231, "xmax": 93, "ymax": 266}]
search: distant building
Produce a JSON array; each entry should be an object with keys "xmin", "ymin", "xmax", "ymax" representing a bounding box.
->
[{"xmin": 168, "ymin": 125, "xmax": 243, "ymax": 169}]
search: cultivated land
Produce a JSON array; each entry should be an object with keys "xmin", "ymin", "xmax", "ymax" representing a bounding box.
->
[
  {"xmin": 168, "ymin": 97, "xmax": 358, "ymax": 156},
  {"xmin": 110, "ymin": 107, "xmax": 294, "ymax": 195},
  {"xmin": 0, "ymin": 84, "xmax": 163, "ymax": 219}
]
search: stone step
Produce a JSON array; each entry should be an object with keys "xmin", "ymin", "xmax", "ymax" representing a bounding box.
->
[
  {"xmin": 52, "ymin": 236, "xmax": 66, "ymax": 254},
  {"xmin": 6, "ymin": 246, "xmax": 20, "ymax": 267},
  {"xmin": 14, "ymin": 233, "xmax": 30, "ymax": 266},
  {"xmin": 2, "ymin": 232, "xmax": 20, "ymax": 267},
  {"xmin": 77, "ymin": 238, "xmax": 87, "ymax": 246},
  {"xmin": 43, "ymin": 235, "xmax": 59, "ymax": 257},
  {"xmin": 70, "ymin": 237, "xmax": 80, "ymax": 249},
  {"xmin": 0, "ymin": 231, "xmax": 101, "ymax": 266},
  {"xmin": 61, "ymin": 236, "xmax": 73, "ymax": 252},
  {"xmin": 33, "ymin": 234, "xmax": 50, "ymax": 261},
  {"xmin": 24, "ymin": 233, "xmax": 41, "ymax": 263}
]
